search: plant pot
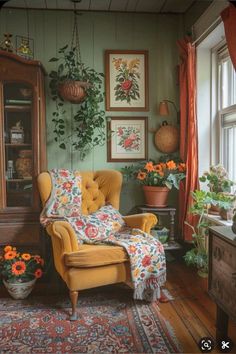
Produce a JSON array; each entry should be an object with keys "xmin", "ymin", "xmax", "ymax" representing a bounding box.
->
[
  {"xmin": 143, "ymin": 186, "xmax": 170, "ymax": 207},
  {"xmin": 3, "ymin": 278, "xmax": 36, "ymax": 299},
  {"xmin": 58, "ymin": 80, "xmax": 90, "ymax": 103},
  {"xmin": 208, "ymin": 204, "xmax": 220, "ymax": 215}
]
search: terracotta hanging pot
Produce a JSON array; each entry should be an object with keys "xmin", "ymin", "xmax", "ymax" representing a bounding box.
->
[
  {"xmin": 143, "ymin": 186, "xmax": 170, "ymax": 207},
  {"xmin": 58, "ymin": 80, "xmax": 91, "ymax": 103}
]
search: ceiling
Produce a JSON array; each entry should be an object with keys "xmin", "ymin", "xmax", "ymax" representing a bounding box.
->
[{"xmin": 1, "ymin": 0, "xmax": 212, "ymax": 14}]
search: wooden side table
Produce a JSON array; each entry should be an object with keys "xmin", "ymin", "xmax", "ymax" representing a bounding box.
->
[{"xmin": 137, "ymin": 205, "xmax": 181, "ymax": 250}]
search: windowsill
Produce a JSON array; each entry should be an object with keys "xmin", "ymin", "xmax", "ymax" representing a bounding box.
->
[{"xmin": 204, "ymin": 213, "xmax": 233, "ymax": 227}]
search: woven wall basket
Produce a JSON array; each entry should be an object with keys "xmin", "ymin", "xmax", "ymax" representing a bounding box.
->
[
  {"xmin": 154, "ymin": 122, "xmax": 179, "ymax": 153},
  {"xmin": 58, "ymin": 80, "xmax": 90, "ymax": 103}
]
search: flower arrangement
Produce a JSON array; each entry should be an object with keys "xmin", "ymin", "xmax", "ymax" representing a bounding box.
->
[
  {"xmin": 199, "ymin": 164, "xmax": 235, "ymax": 193},
  {"xmin": 134, "ymin": 160, "xmax": 186, "ymax": 189},
  {"xmin": 0, "ymin": 246, "xmax": 44, "ymax": 283},
  {"xmin": 112, "ymin": 57, "xmax": 140, "ymax": 104}
]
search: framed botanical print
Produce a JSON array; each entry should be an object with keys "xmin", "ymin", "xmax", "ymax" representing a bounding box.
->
[
  {"xmin": 107, "ymin": 117, "xmax": 148, "ymax": 162},
  {"xmin": 105, "ymin": 50, "xmax": 149, "ymax": 111}
]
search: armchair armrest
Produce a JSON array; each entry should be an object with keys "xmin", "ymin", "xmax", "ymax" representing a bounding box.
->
[
  {"xmin": 123, "ymin": 213, "xmax": 157, "ymax": 234},
  {"xmin": 46, "ymin": 221, "xmax": 80, "ymax": 254}
]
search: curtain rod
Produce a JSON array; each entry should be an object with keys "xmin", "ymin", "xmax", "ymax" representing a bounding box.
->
[{"xmin": 191, "ymin": 16, "xmax": 222, "ymax": 46}]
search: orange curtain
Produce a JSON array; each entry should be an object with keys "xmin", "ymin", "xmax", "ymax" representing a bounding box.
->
[
  {"xmin": 177, "ymin": 38, "xmax": 199, "ymax": 242},
  {"xmin": 221, "ymin": 3, "xmax": 236, "ymax": 70}
]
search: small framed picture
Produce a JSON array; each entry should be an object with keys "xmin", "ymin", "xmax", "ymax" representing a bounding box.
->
[
  {"xmin": 107, "ymin": 117, "xmax": 148, "ymax": 162},
  {"xmin": 105, "ymin": 50, "xmax": 149, "ymax": 111}
]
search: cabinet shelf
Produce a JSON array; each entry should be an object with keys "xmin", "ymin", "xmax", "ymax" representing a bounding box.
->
[
  {"xmin": 6, "ymin": 178, "xmax": 32, "ymax": 182},
  {"xmin": 5, "ymin": 143, "xmax": 32, "ymax": 147},
  {"xmin": 4, "ymin": 105, "xmax": 31, "ymax": 112}
]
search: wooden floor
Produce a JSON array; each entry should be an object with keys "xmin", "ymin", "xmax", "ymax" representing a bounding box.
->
[{"xmin": 161, "ymin": 260, "xmax": 236, "ymax": 353}]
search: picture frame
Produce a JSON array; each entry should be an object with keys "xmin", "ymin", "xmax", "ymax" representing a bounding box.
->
[
  {"xmin": 105, "ymin": 50, "xmax": 149, "ymax": 111},
  {"xmin": 107, "ymin": 117, "xmax": 148, "ymax": 162}
]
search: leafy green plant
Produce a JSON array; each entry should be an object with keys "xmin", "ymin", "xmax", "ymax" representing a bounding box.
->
[
  {"xmin": 121, "ymin": 159, "xmax": 186, "ymax": 190},
  {"xmin": 199, "ymin": 164, "xmax": 235, "ymax": 193},
  {"xmin": 49, "ymin": 45, "xmax": 106, "ymax": 160},
  {"xmin": 183, "ymin": 190, "xmax": 234, "ymax": 276}
]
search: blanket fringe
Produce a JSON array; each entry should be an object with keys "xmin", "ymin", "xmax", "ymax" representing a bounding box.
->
[{"xmin": 133, "ymin": 272, "xmax": 166, "ymax": 302}]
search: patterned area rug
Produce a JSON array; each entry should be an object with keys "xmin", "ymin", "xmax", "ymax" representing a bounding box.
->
[{"xmin": 0, "ymin": 285, "xmax": 181, "ymax": 353}]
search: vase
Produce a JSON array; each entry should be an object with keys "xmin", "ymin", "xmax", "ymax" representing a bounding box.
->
[
  {"xmin": 3, "ymin": 278, "xmax": 36, "ymax": 299},
  {"xmin": 143, "ymin": 186, "xmax": 170, "ymax": 207}
]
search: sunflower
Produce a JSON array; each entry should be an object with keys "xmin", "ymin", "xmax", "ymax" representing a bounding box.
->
[
  {"xmin": 21, "ymin": 253, "xmax": 31, "ymax": 261},
  {"xmin": 11, "ymin": 261, "xmax": 26, "ymax": 275},
  {"xmin": 34, "ymin": 269, "xmax": 43, "ymax": 278},
  {"xmin": 4, "ymin": 250, "xmax": 17, "ymax": 260},
  {"xmin": 4, "ymin": 245, "xmax": 12, "ymax": 253}
]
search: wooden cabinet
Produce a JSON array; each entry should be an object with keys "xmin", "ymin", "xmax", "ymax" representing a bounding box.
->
[
  {"xmin": 208, "ymin": 226, "xmax": 236, "ymax": 341},
  {"xmin": 0, "ymin": 50, "xmax": 47, "ymax": 252}
]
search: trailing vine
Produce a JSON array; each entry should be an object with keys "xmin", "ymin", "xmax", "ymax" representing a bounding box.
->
[{"xmin": 49, "ymin": 45, "xmax": 106, "ymax": 160}]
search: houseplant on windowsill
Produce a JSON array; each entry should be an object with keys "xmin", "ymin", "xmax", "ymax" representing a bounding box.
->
[
  {"xmin": 0, "ymin": 245, "xmax": 44, "ymax": 299},
  {"xmin": 122, "ymin": 160, "xmax": 186, "ymax": 207},
  {"xmin": 199, "ymin": 164, "xmax": 235, "ymax": 214},
  {"xmin": 183, "ymin": 190, "xmax": 234, "ymax": 278}
]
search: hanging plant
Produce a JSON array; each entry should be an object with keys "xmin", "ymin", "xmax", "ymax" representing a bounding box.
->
[{"xmin": 48, "ymin": 6, "xmax": 106, "ymax": 160}]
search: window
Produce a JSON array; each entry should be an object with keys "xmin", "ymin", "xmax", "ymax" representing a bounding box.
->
[{"xmin": 217, "ymin": 47, "xmax": 236, "ymax": 182}]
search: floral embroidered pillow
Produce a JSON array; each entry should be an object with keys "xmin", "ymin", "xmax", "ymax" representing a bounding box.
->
[{"xmin": 72, "ymin": 205, "xmax": 126, "ymax": 244}]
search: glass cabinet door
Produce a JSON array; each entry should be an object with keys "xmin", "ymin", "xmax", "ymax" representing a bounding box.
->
[{"xmin": 3, "ymin": 82, "xmax": 34, "ymax": 207}]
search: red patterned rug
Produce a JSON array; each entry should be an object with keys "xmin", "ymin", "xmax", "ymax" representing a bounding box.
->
[{"xmin": 0, "ymin": 285, "xmax": 181, "ymax": 353}]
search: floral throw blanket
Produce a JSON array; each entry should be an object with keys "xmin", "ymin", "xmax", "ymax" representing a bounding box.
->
[{"xmin": 40, "ymin": 169, "xmax": 166, "ymax": 301}]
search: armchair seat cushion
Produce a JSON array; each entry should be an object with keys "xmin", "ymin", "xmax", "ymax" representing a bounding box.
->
[{"xmin": 64, "ymin": 244, "xmax": 128, "ymax": 268}]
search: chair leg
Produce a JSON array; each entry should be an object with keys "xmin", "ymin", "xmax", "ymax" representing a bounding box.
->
[{"xmin": 69, "ymin": 290, "xmax": 78, "ymax": 321}]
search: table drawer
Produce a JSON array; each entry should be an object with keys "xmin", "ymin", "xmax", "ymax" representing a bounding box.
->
[{"xmin": 209, "ymin": 236, "xmax": 236, "ymax": 318}]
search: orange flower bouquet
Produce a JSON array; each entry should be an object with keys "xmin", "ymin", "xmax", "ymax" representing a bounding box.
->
[
  {"xmin": 0, "ymin": 245, "xmax": 44, "ymax": 284},
  {"xmin": 136, "ymin": 160, "xmax": 186, "ymax": 189}
]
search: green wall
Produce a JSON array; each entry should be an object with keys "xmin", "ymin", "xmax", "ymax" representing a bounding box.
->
[{"xmin": 0, "ymin": 8, "xmax": 183, "ymax": 214}]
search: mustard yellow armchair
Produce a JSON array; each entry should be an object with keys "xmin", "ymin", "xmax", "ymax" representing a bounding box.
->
[{"xmin": 37, "ymin": 170, "xmax": 157, "ymax": 320}]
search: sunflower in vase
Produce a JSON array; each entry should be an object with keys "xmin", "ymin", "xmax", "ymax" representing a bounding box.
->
[{"xmin": 0, "ymin": 245, "xmax": 44, "ymax": 299}]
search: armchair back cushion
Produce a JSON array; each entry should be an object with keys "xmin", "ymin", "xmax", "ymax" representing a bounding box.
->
[{"xmin": 38, "ymin": 170, "xmax": 122, "ymax": 215}]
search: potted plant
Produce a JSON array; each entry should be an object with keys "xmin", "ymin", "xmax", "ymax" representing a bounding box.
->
[
  {"xmin": 184, "ymin": 190, "xmax": 234, "ymax": 277},
  {"xmin": 199, "ymin": 164, "xmax": 235, "ymax": 214},
  {"xmin": 122, "ymin": 159, "xmax": 186, "ymax": 207},
  {"xmin": 0, "ymin": 245, "xmax": 44, "ymax": 299},
  {"xmin": 49, "ymin": 45, "xmax": 106, "ymax": 160}
]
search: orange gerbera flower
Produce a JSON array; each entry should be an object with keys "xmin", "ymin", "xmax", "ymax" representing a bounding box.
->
[
  {"xmin": 4, "ymin": 250, "xmax": 17, "ymax": 260},
  {"xmin": 4, "ymin": 245, "xmax": 12, "ymax": 253},
  {"xmin": 12, "ymin": 261, "xmax": 26, "ymax": 275},
  {"xmin": 144, "ymin": 161, "xmax": 154, "ymax": 172},
  {"xmin": 153, "ymin": 164, "xmax": 162, "ymax": 173},
  {"xmin": 178, "ymin": 163, "xmax": 186, "ymax": 172},
  {"xmin": 160, "ymin": 162, "xmax": 166, "ymax": 169},
  {"xmin": 34, "ymin": 269, "xmax": 43, "ymax": 278},
  {"xmin": 166, "ymin": 160, "xmax": 176, "ymax": 170},
  {"xmin": 137, "ymin": 171, "xmax": 147, "ymax": 180},
  {"xmin": 21, "ymin": 253, "xmax": 31, "ymax": 261}
]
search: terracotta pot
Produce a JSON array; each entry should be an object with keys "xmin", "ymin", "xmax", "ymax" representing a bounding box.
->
[
  {"xmin": 208, "ymin": 204, "xmax": 220, "ymax": 215},
  {"xmin": 143, "ymin": 186, "xmax": 170, "ymax": 207},
  {"xmin": 3, "ymin": 278, "xmax": 36, "ymax": 299},
  {"xmin": 58, "ymin": 80, "xmax": 91, "ymax": 103}
]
